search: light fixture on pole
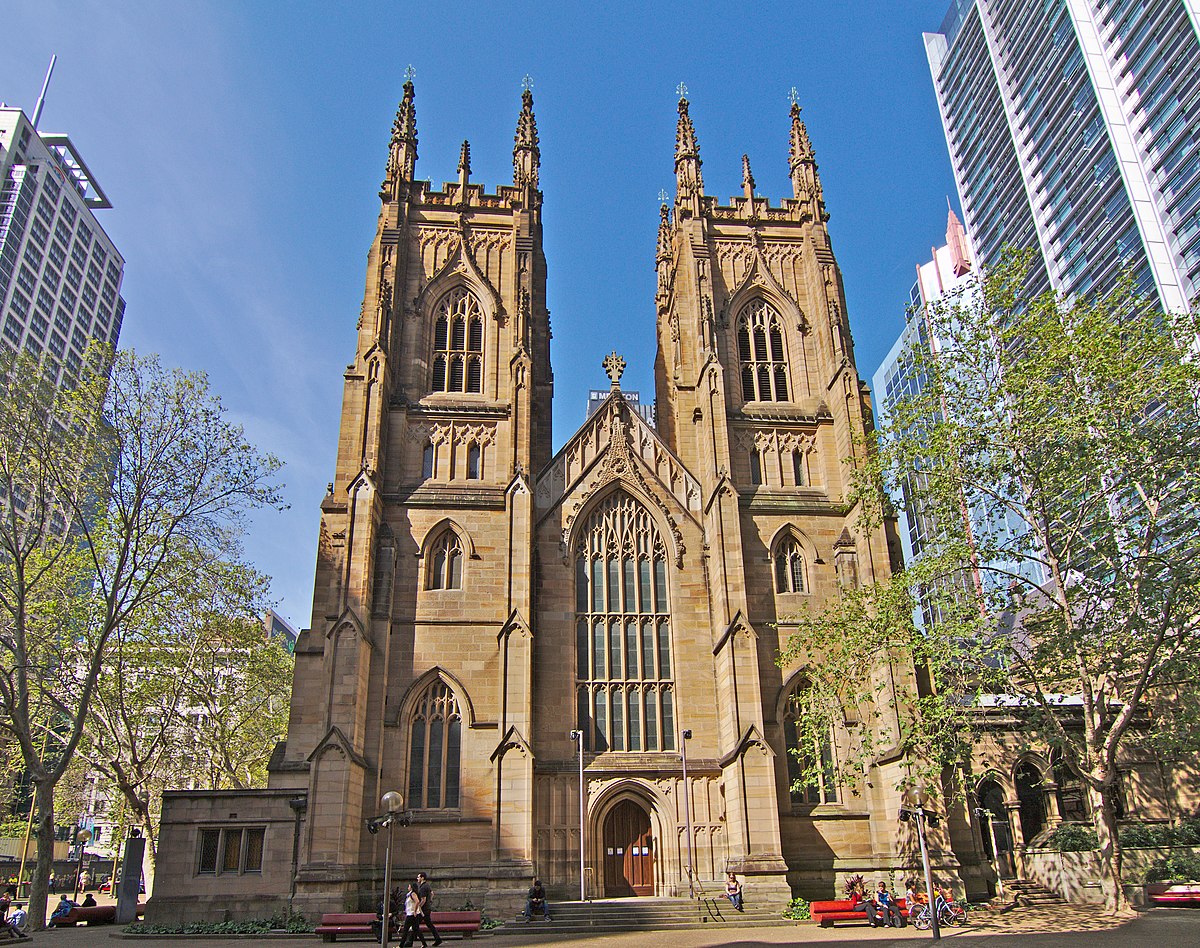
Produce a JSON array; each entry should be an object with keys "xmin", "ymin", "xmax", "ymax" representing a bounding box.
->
[
  {"xmin": 569, "ymin": 729, "xmax": 586, "ymax": 901},
  {"xmin": 899, "ymin": 804, "xmax": 940, "ymax": 940},
  {"xmin": 679, "ymin": 729, "xmax": 696, "ymax": 898},
  {"xmin": 71, "ymin": 827, "xmax": 93, "ymax": 902},
  {"xmin": 972, "ymin": 807, "xmax": 1005, "ymax": 901},
  {"xmin": 366, "ymin": 791, "xmax": 408, "ymax": 948}
]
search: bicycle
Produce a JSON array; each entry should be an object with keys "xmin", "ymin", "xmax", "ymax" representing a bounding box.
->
[{"xmin": 910, "ymin": 895, "xmax": 968, "ymax": 930}]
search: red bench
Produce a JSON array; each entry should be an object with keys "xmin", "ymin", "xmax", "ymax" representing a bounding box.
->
[
  {"xmin": 810, "ymin": 898, "xmax": 909, "ymax": 927},
  {"xmin": 316, "ymin": 910, "xmax": 482, "ymax": 941},
  {"xmin": 51, "ymin": 903, "xmax": 145, "ymax": 926},
  {"xmin": 1147, "ymin": 883, "xmax": 1200, "ymax": 907}
]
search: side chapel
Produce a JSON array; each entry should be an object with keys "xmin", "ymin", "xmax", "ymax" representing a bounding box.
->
[{"xmin": 151, "ymin": 82, "xmax": 971, "ymax": 921}]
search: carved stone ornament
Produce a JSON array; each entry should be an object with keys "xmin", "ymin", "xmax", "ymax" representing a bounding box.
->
[{"xmin": 602, "ymin": 351, "xmax": 626, "ymax": 387}]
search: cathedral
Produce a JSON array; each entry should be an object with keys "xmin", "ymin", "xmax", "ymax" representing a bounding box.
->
[{"xmin": 150, "ymin": 83, "xmax": 968, "ymax": 922}]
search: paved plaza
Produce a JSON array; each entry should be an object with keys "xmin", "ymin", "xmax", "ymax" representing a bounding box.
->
[{"xmin": 14, "ymin": 906, "xmax": 1200, "ymax": 948}]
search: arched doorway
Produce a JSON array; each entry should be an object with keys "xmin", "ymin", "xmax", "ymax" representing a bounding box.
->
[
  {"xmin": 1014, "ymin": 762, "xmax": 1046, "ymax": 844},
  {"xmin": 603, "ymin": 799, "xmax": 654, "ymax": 896},
  {"xmin": 978, "ymin": 778, "xmax": 1015, "ymax": 879}
]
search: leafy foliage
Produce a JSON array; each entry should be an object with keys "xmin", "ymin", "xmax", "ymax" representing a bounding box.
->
[
  {"xmin": 1144, "ymin": 853, "xmax": 1200, "ymax": 883},
  {"xmin": 778, "ymin": 251, "xmax": 1200, "ymax": 914},
  {"xmin": 782, "ymin": 897, "xmax": 811, "ymax": 920},
  {"xmin": 125, "ymin": 912, "xmax": 311, "ymax": 934},
  {"xmin": 1119, "ymin": 817, "xmax": 1200, "ymax": 848},
  {"xmin": 1043, "ymin": 823, "xmax": 1099, "ymax": 852}
]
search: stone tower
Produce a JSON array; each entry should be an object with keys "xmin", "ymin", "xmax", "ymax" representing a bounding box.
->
[{"xmin": 273, "ymin": 79, "xmax": 554, "ymax": 910}]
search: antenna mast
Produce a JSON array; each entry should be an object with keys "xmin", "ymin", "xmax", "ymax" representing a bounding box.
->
[{"xmin": 31, "ymin": 55, "xmax": 57, "ymax": 129}]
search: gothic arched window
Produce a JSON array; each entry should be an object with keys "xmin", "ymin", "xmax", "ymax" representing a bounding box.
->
[
  {"xmin": 427, "ymin": 530, "xmax": 463, "ymax": 590},
  {"xmin": 774, "ymin": 537, "xmax": 808, "ymax": 594},
  {"xmin": 737, "ymin": 299, "xmax": 790, "ymax": 402},
  {"xmin": 466, "ymin": 444, "xmax": 481, "ymax": 480},
  {"xmin": 431, "ymin": 288, "xmax": 484, "ymax": 394},
  {"xmin": 783, "ymin": 681, "xmax": 837, "ymax": 805},
  {"xmin": 407, "ymin": 679, "xmax": 462, "ymax": 809},
  {"xmin": 574, "ymin": 492, "xmax": 675, "ymax": 753}
]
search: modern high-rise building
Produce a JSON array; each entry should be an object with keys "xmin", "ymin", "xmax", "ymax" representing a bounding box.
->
[
  {"xmin": 924, "ymin": 0, "xmax": 1200, "ymax": 311},
  {"xmin": 0, "ymin": 106, "xmax": 125, "ymax": 388}
]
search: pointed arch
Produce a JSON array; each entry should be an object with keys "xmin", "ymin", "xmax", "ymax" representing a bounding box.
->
[
  {"xmin": 564, "ymin": 477, "xmax": 685, "ymax": 575},
  {"xmin": 393, "ymin": 666, "xmax": 479, "ymax": 729},
  {"xmin": 572, "ymin": 488, "xmax": 676, "ymax": 754},
  {"xmin": 768, "ymin": 524, "xmax": 816, "ymax": 596},
  {"xmin": 402, "ymin": 673, "xmax": 464, "ymax": 810},
  {"xmin": 418, "ymin": 517, "xmax": 478, "ymax": 559},
  {"xmin": 428, "ymin": 287, "xmax": 485, "ymax": 394}
]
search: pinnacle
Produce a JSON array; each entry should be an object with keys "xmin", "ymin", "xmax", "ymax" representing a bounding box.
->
[
  {"xmin": 513, "ymin": 87, "xmax": 540, "ymax": 188},
  {"xmin": 458, "ymin": 140, "xmax": 471, "ymax": 177},
  {"xmin": 742, "ymin": 153, "xmax": 755, "ymax": 195}
]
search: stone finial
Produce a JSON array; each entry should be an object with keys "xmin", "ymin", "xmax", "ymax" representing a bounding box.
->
[
  {"xmin": 513, "ymin": 87, "xmax": 540, "ymax": 189},
  {"xmin": 742, "ymin": 153, "xmax": 756, "ymax": 201},
  {"xmin": 602, "ymin": 351, "xmax": 626, "ymax": 389},
  {"xmin": 386, "ymin": 77, "xmax": 418, "ymax": 183},
  {"xmin": 788, "ymin": 99, "xmax": 827, "ymax": 221},
  {"xmin": 656, "ymin": 203, "xmax": 672, "ymax": 264},
  {"xmin": 674, "ymin": 95, "xmax": 704, "ymax": 212}
]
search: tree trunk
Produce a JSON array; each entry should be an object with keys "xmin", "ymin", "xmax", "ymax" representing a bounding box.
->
[
  {"xmin": 139, "ymin": 806, "xmax": 158, "ymax": 894},
  {"xmin": 1089, "ymin": 780, "xmax": 1130, "ymax": 914},
  {"xmin": 28, "ymin": 776, "xmax": 55, "ymax": 930}
]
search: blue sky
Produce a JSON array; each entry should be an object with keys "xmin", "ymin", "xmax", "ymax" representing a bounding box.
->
[{"xmin": 3, "ymin": 1, "xmax": 958, "ymax": 629}]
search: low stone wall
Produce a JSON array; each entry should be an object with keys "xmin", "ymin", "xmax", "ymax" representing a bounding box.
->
[{"xmin": 1022, "ymin": 845, "xmax": 1200, "ymax": 904}]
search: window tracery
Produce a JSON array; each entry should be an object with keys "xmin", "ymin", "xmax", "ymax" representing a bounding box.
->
[
  {"xmin": 407, "ymin": 679, "xmax": 462, "ymax": 809},
  {"xmin": 574, "ymin": 492, "xmax": 675, "ymax": 752},
  {"xmin": 427, "ymin": 530, "xmax": 464, "ymax": 590},
  {"xmin": 737, "ymin": 299, "xmax": 789, "ymax": 402},
  {"xmin": 431, "ymin": 287, "xmax": 483, "ymax": 394},
  {"xmin": 774, "ymin": 536, "xmax": 808, "ymax": 594}
]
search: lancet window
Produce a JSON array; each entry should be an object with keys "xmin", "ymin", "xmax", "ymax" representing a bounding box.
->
[
  {"xmin": 783, "ymin": 681, "xmax": 837, "ymax": 805},
  {"xmin": 774, "ymin": 536, "xmax": 808, "ymax": 594},
  {"xmin": 431, "ymin": 288, "xmax": 483, "ymax": 394},
  {"xmin": 407, "ymin": 679, "xmax": 462, "ymax": 809},
  {"xmin": 574, "ymin": 492, "xmax": 675, "ymax": 753},
  {"xmin": 737, "ymin": 299, "xmax": 789, "ymax": 402},
  {"xmin": 427, "ymin": 530, "xmax": 463, "ymax": 590}
]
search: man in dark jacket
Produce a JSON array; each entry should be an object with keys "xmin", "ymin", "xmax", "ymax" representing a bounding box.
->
[
  {"xmin": 416, "ymin": 873, "xmax": 442, "ymax": 946},
  {"xmin": 522, "ymin": 878, "xmax": 551, "ymax": 922}
]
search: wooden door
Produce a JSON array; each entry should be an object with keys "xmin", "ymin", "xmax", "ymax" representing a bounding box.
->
[{"xmin": 603, "ymin": 800, "xmax": 654, "ymax": 896}]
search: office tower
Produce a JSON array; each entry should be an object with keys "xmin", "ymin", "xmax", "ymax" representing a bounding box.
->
[
  {"xmin": 0, "ymin": 106, "xmax": 125, "ymax": 387},
  {"xmin": 925, "ymin": 0, "xmax": 1200, "ymax": 311}
]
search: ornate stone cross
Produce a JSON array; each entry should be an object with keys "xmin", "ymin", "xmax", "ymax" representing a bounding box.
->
[
  {"xmin": 602, "ymin": 351, "xmax": 626, "ymax": 388},
  {"xmin": 404, "ymin": 65, "xmax": 417, "ymax": 82},
  {"xmin": 788, "ymin": 86, "xmax": 799, "ymax": 106},
  {"xmin": 676, "ymin": 81, "xmax": 688, "ymax": 98},
  {"xmin": 522, "ymin": 74, "xmax": 534, "ymax": 92}
]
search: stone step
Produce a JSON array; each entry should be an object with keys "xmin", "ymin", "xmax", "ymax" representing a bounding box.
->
[{"xmin": 498, "ymin": 898, "xmax": 794, "ymax": 935}]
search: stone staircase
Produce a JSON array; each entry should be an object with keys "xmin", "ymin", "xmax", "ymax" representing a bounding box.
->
[
  {"xmin": 496, "ymin": 897, "xmax": 795, "ymax": 935},
  {"xmin": 1005, "ymin": 878, "xmax": 1068, "ymax": 907}
]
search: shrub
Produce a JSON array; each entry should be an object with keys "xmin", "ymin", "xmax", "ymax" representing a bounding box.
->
[
  {"xmin": 1043, "ymin": 823, "xmax": 1099, "ymax": 852},
  {"xmin": 124, "ymin": 913, "xmax": 310, "ymax": 935},
  {"xmin": 782, "ymin": 897, "xmax": 811, "ymax": 920},
  {"xmin": 1145, "ymin": 853, "xmax": 1200, "ymax": 884}
]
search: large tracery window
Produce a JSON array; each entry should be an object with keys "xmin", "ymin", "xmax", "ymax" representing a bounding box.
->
[
  {"xmin": 574, "ymin": 492, "xmax": 675, "ymax": 752},
  {"xmin": 774, "ymin": 536, "xmax": 808, "ymax": 594},
  {"xmin": 737, "ymin": 299, "xmax": 789, "ymax": 402},
  {"xmin": 427, "ymin": 530, "xmax": 463, "ymax": 590},
  {"xmin": 407, "ymin": 679, "xmax": 461, "ymax": 809},
  {"xmin": 431, "ymin": 288, "xmax": 484, "ymax": 394},
  {"xmin": 783, "ymin": 681, "xmax": 838, "ymax": 806}
]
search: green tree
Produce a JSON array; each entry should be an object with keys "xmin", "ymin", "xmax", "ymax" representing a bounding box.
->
[
  {"xmin": 780, "ymin": 253, "xmax": 1200, "ymax": 914},
  {"xmin": 0, "ymin": 348, "xmax": 283, "ymax": 928},
  {"xmin": 83, "ymin": 561, "xmax": 283, "ymax": 892}
]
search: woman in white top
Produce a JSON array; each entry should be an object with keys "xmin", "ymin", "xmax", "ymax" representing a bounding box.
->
[{"xmin": 399, "ymin": 883, "xmax": 428, "ymax": 948}]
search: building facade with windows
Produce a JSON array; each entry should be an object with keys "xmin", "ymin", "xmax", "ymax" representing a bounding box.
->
[
  {"xmin": 0, "ymin": 107, "xmax": 125, "ymax": 385},
  {"xmin": 151, "ymin": 86, "xmax": 959, "ymax": 922},
  {"xmin": 925, "ymin": 0, "xmax": 1200, "ymax": 310}
]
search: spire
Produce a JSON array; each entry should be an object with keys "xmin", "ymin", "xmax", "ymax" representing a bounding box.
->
[
  {"xmin": 674, "ymin": 91, "xmax": 704, "ymax": 214},
  {"xmin": 513, "ymin": 86, "xmax": 540, "ymax": 189},
  {"xmin": 741, "ymin": 153, "xmax": 756, "ymax": 201},
  {"xmin": 787, "ymin": 99, "xmax": 828, "ymax": 222},
  {"xmin": 386, "ymin": 72, "xmax": 418, "ymax": 184},
  {"xmin": 457, "ymin": 140, "xmax": 472, "ymax": 189},
  {"xmin": 946, "ymin": 202, "xmax": 972, "ymax": 276}
]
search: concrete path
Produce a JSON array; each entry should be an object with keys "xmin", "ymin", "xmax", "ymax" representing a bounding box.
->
[{"xmin": 19, "ymin": 906, "xmax": 1200, "ymax": 947}]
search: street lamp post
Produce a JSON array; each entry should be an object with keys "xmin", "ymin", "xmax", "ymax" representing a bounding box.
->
[
  {"xmin": 366, "ymin": 791, "xmax": 406, "ymax": 948},
  {"xmin": 900, "ymin": 804, "xmax": 940, "ymax": 941},
  {"xmin": 71, "ymin": 827, "xmax": 93, "ymax": 902},
  {"xmin": 679, "ymin": 729, "xmax": 695, "ymax": 898},
  {"xmin": 973, "ymin": 807, "xmax": 1005, "ymax": 901},
  {"xmin": 569, "ymin": 730, "xmax": 586, "ymax": 901}
]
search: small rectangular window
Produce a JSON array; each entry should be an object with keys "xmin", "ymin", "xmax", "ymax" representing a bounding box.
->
[
  {"xmin": 749, "ymin": 451, "xmax": 762, "ymax": 485},
  {"xmin": 243, "ymin": 828, "xmax": 264, "ymax": 872},
  {"xmin": 198, "ymin": 829, "xmax": 220, "ymax": 874},
  {"xmin": 221, "ymin": 828, "xmax": 243, "ymax": 873}
]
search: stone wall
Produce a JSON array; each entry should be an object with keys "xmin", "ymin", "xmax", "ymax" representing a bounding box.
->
[{"xmin": 1022, "ymin": 845, "xmax": 1200, "ymax": 905}]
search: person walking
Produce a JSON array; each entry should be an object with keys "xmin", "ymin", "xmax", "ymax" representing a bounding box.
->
[
  {"xmin": 416, "ymin": 872, "xmax": 442, "ymax": 946},
  {"xmin": 399, "ymin": 883, "xmax": 428, "ymax": 947}
]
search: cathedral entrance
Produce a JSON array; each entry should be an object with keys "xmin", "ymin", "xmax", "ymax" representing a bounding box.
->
[{"xmin": 602, "ymin": 800, "xmax": 654, "ymax": 896}]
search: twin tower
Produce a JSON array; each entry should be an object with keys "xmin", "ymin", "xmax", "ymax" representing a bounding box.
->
[{"xmin": 154, "ymin": 81, "xmax": 934, "ymax": 923}]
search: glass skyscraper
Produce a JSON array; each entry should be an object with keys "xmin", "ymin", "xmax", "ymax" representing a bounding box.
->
[{"xmin": 925, "ymin": 0, "xmax": 1200, "ymax": 311}]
